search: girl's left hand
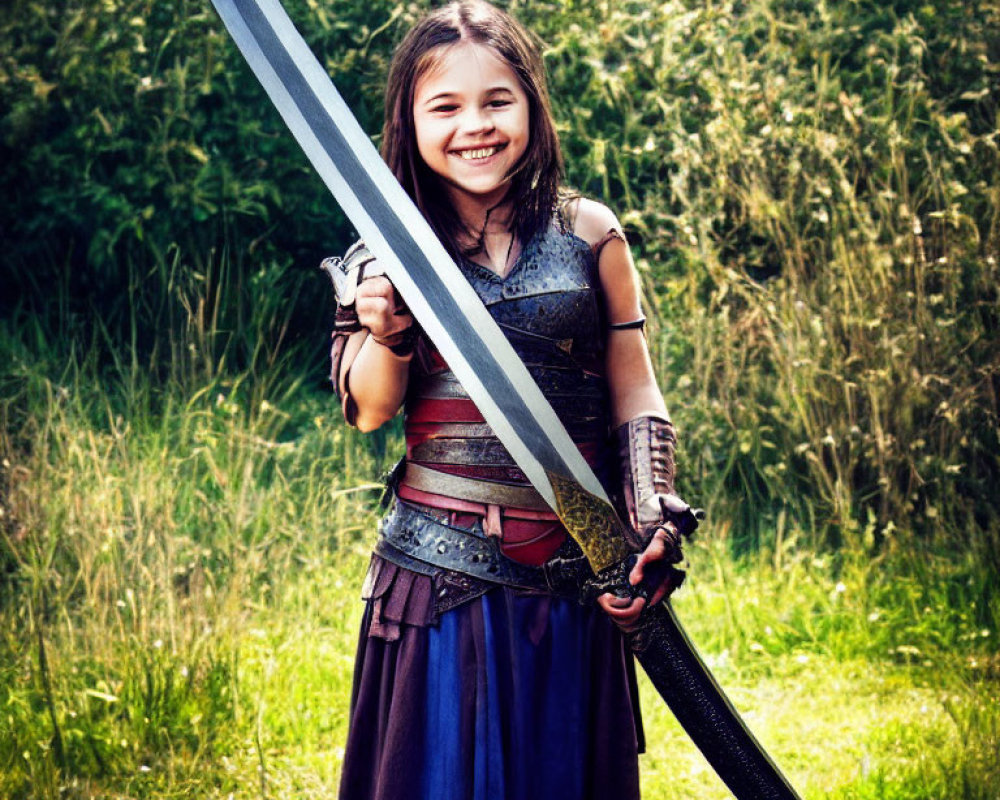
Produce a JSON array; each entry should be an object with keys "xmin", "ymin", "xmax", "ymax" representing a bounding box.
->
[
  {"xmin": 595, "ymin": 526, "xmax": 683, "ymax": 630},
  {"xmin": 356, "ymin": 274, "xmax": 414, "ymax": 341}
]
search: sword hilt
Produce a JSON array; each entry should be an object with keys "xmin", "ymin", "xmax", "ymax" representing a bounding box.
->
[
  {"xmin": 629, "ymin": 556, "xmax": 687, "ymax": 603},
  {"xmin": 579, "ymin": 506, "xmax": 704, "ymax": 605},
  {"xmin": 605, "ymin": 505, "xmax": 705, "ymax": 604}
]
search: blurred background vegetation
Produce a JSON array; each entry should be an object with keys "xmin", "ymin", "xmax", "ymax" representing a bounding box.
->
[{"xmin": 1, "ymin": 0, "xmax": 998, "ymax": 797}]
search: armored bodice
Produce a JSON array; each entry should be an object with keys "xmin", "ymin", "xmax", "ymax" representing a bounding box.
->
[
  {"xmin": 458, "ymin": 222, "xmax": 605, "ymax": 355},
  {"xmin": 406, "ymin": 221, "xmax": 609, "ymax": 448},
  {"xmin": 399, "ymin": 220, "xmax": 612, "ymax": 565}
]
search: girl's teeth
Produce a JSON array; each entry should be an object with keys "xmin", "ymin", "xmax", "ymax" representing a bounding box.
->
[{"xmin": 459, "ymin": 146, "xmax": 498, "ymax": 160}]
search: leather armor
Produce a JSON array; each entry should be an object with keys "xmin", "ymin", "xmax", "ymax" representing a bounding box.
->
[
  {"xmin": 398, "ymin": 222, "xmax": 613, "ymax": 567},
  {"xmin": 326, "ymin": 217, "xmax": 630, "ymax": 620}
]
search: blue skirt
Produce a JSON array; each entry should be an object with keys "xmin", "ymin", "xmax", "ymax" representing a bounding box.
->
[{"xmin": 339, "ymin": 561, "xmax": 642, "ymax": 800}]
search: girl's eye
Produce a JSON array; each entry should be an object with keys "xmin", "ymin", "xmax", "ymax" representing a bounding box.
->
[
  {"xmin": 432, "ymin": 104, "xmax": 459, "ymax": 113},
  {"xmin": 488, "ymin": 99, "xmax": 512, "ymax": 108}
]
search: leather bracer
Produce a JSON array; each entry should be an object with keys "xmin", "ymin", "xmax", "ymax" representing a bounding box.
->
[
  {"xmin": 615, "ymin": 414, "xmax": 695, "ymax": 561},
  {"xmin": 321, "ymin": 241, "xmax": 383, "ymax": 425}
]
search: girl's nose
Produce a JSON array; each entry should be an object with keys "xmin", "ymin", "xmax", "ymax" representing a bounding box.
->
[{"xmin": 460, "ymin": 106, "xmax": 495, "ymax": 136}]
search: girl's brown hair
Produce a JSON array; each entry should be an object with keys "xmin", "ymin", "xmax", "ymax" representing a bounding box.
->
[{"xmin": 381, "ymin": 0, "xmax": 563, "ymax": 259}]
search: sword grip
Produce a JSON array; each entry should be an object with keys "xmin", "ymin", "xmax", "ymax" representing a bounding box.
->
[
  {"xmin": 582, "ymin": 542, "xmax": 688, "ymax": 605},
  {"xmin": 628, "ymin": 505, "xmax": 704, "ymax": 603},
  {"xmin": 630, "ymin": 557, "xmax": 686, "ymax": 603}
]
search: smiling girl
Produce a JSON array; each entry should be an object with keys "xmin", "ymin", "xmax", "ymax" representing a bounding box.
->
[{"xmin": 328, "ymin": 2, "xmax": 693, "ymax": 798}]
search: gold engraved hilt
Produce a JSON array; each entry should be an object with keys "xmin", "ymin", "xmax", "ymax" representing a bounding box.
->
[{"xmin": 546, "ymin": 470, "xmax": 632, "ymax": 574}]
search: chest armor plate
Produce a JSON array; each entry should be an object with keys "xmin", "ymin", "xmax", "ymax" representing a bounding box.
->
[
  {"xmin": 457, "ymin": 226, "xmax": 604, "ymax": 360},
  {"xmin": 406, "ymin": 224, "xmax": 610, "ymax": 454}
]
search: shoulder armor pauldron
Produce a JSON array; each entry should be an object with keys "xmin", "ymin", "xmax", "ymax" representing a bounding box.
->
[{"xmin": 319, "ymin": 240, "xmax": 385, "ymax": 307}]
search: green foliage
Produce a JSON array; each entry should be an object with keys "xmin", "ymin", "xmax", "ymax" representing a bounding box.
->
[
  {"xmin": 0, "ymin": 0, "xmax": 404, "ymax": 378},
  {"xmin": 3, "ymin": 0, "xmax": 999, "ymax": 552},
  {"xmin": 525, "ymin": 0, "xmax": 1000, "ymax": 553},
  {"xmin": 0, "ymin": 335, "xmax": 996, "ymax": 797},
  {"xmin": 0, "ymin": 317, "xmax": 385, "ymax": 798}
]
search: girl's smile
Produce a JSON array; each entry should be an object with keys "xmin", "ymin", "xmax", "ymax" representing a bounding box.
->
[
  {"xmin": 413, "ymin": 42, "xmax": 530, "ymax": 214},
  {"xmin": 454, "ymin": 144, "xmax": 506, "ymax": 160}
]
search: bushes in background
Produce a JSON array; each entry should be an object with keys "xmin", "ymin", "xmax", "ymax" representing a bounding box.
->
[{"xmin": 2, "ymin": 0, "xmax": 998, "ymax": 555}]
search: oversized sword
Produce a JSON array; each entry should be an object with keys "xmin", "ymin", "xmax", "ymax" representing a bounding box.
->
[{"xmin": 210, "ymin": 0, "xmax": 802, "ymax": 796}]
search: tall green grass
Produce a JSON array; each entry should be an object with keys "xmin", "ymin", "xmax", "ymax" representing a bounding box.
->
[
  {"xmin": 4, "ymin": 0, "xmax": 998, "ymax": 554},
  {"xmin": 2, "ymin": 327, "xmax": 997, "ymax": 798},
  {"xmin": 529, "ymin": 0, "xmax": 1000, "ymax": 557},
  {"xmin": 0, "ymin": 307, "xmax": 389, "ymax": 797}
]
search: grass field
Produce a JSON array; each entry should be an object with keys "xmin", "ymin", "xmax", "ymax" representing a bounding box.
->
[{"xmin": 1, "ymin": 338, "xmax": 997, "ymax": 799}]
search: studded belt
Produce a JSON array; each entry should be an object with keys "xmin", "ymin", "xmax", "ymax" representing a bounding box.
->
[{"xmin": 376, "ymin": 500, "xmax": 593, "ymax": 598}]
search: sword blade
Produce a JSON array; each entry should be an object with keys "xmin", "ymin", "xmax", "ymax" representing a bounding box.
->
[{"xmin": 630, "ymin": 603, "xmax": 802, "ymax": 799}]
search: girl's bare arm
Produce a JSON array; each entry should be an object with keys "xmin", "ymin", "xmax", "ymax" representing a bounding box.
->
[
  {"xmin": 338, "ymin": 275, "xmax": 414, "ymax": 432},
  {"xmin": 572, "ymin": 198, "xmax": 670, "ymax": 425},
  {"xmin": 573, "ymin": 198, "xmax": 678, "ymax": 627}
]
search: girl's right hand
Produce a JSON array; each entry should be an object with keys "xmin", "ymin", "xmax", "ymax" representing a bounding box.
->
[{"xmin": 355, "ymin": 275, "xmax": 414, "ymax": 340}]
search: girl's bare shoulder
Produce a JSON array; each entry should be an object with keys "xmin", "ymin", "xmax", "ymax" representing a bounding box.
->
[{"xmin": 562, "ymin": 196, "xmax": 625, "ymax": 247}]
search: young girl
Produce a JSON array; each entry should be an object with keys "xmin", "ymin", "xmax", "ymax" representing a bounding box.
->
[{"xmin": 328, "ymin": 2, "xmax": 691, "ymax": 798}]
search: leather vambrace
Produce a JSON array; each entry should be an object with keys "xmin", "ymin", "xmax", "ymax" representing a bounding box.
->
[
  {"xmin": 615, "ymin": 414, "xmax": 697, "ymax": 562},
  {"xmin": 321, "ymin": 240, "xmax": 373, "ymax": 392},
  {"xmin": 322, "ymin": 240, "xmax": 421, "ymax": 425}
]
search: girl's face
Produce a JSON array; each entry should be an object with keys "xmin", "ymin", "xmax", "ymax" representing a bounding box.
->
[{"xmin": 412, "ymin": 42, "xmax": 530, "ymax": 213}]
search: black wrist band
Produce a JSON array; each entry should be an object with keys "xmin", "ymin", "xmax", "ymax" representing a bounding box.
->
[{"xmin": 371, "ymin": 325, "xmax": 419, "ymax": 357}]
